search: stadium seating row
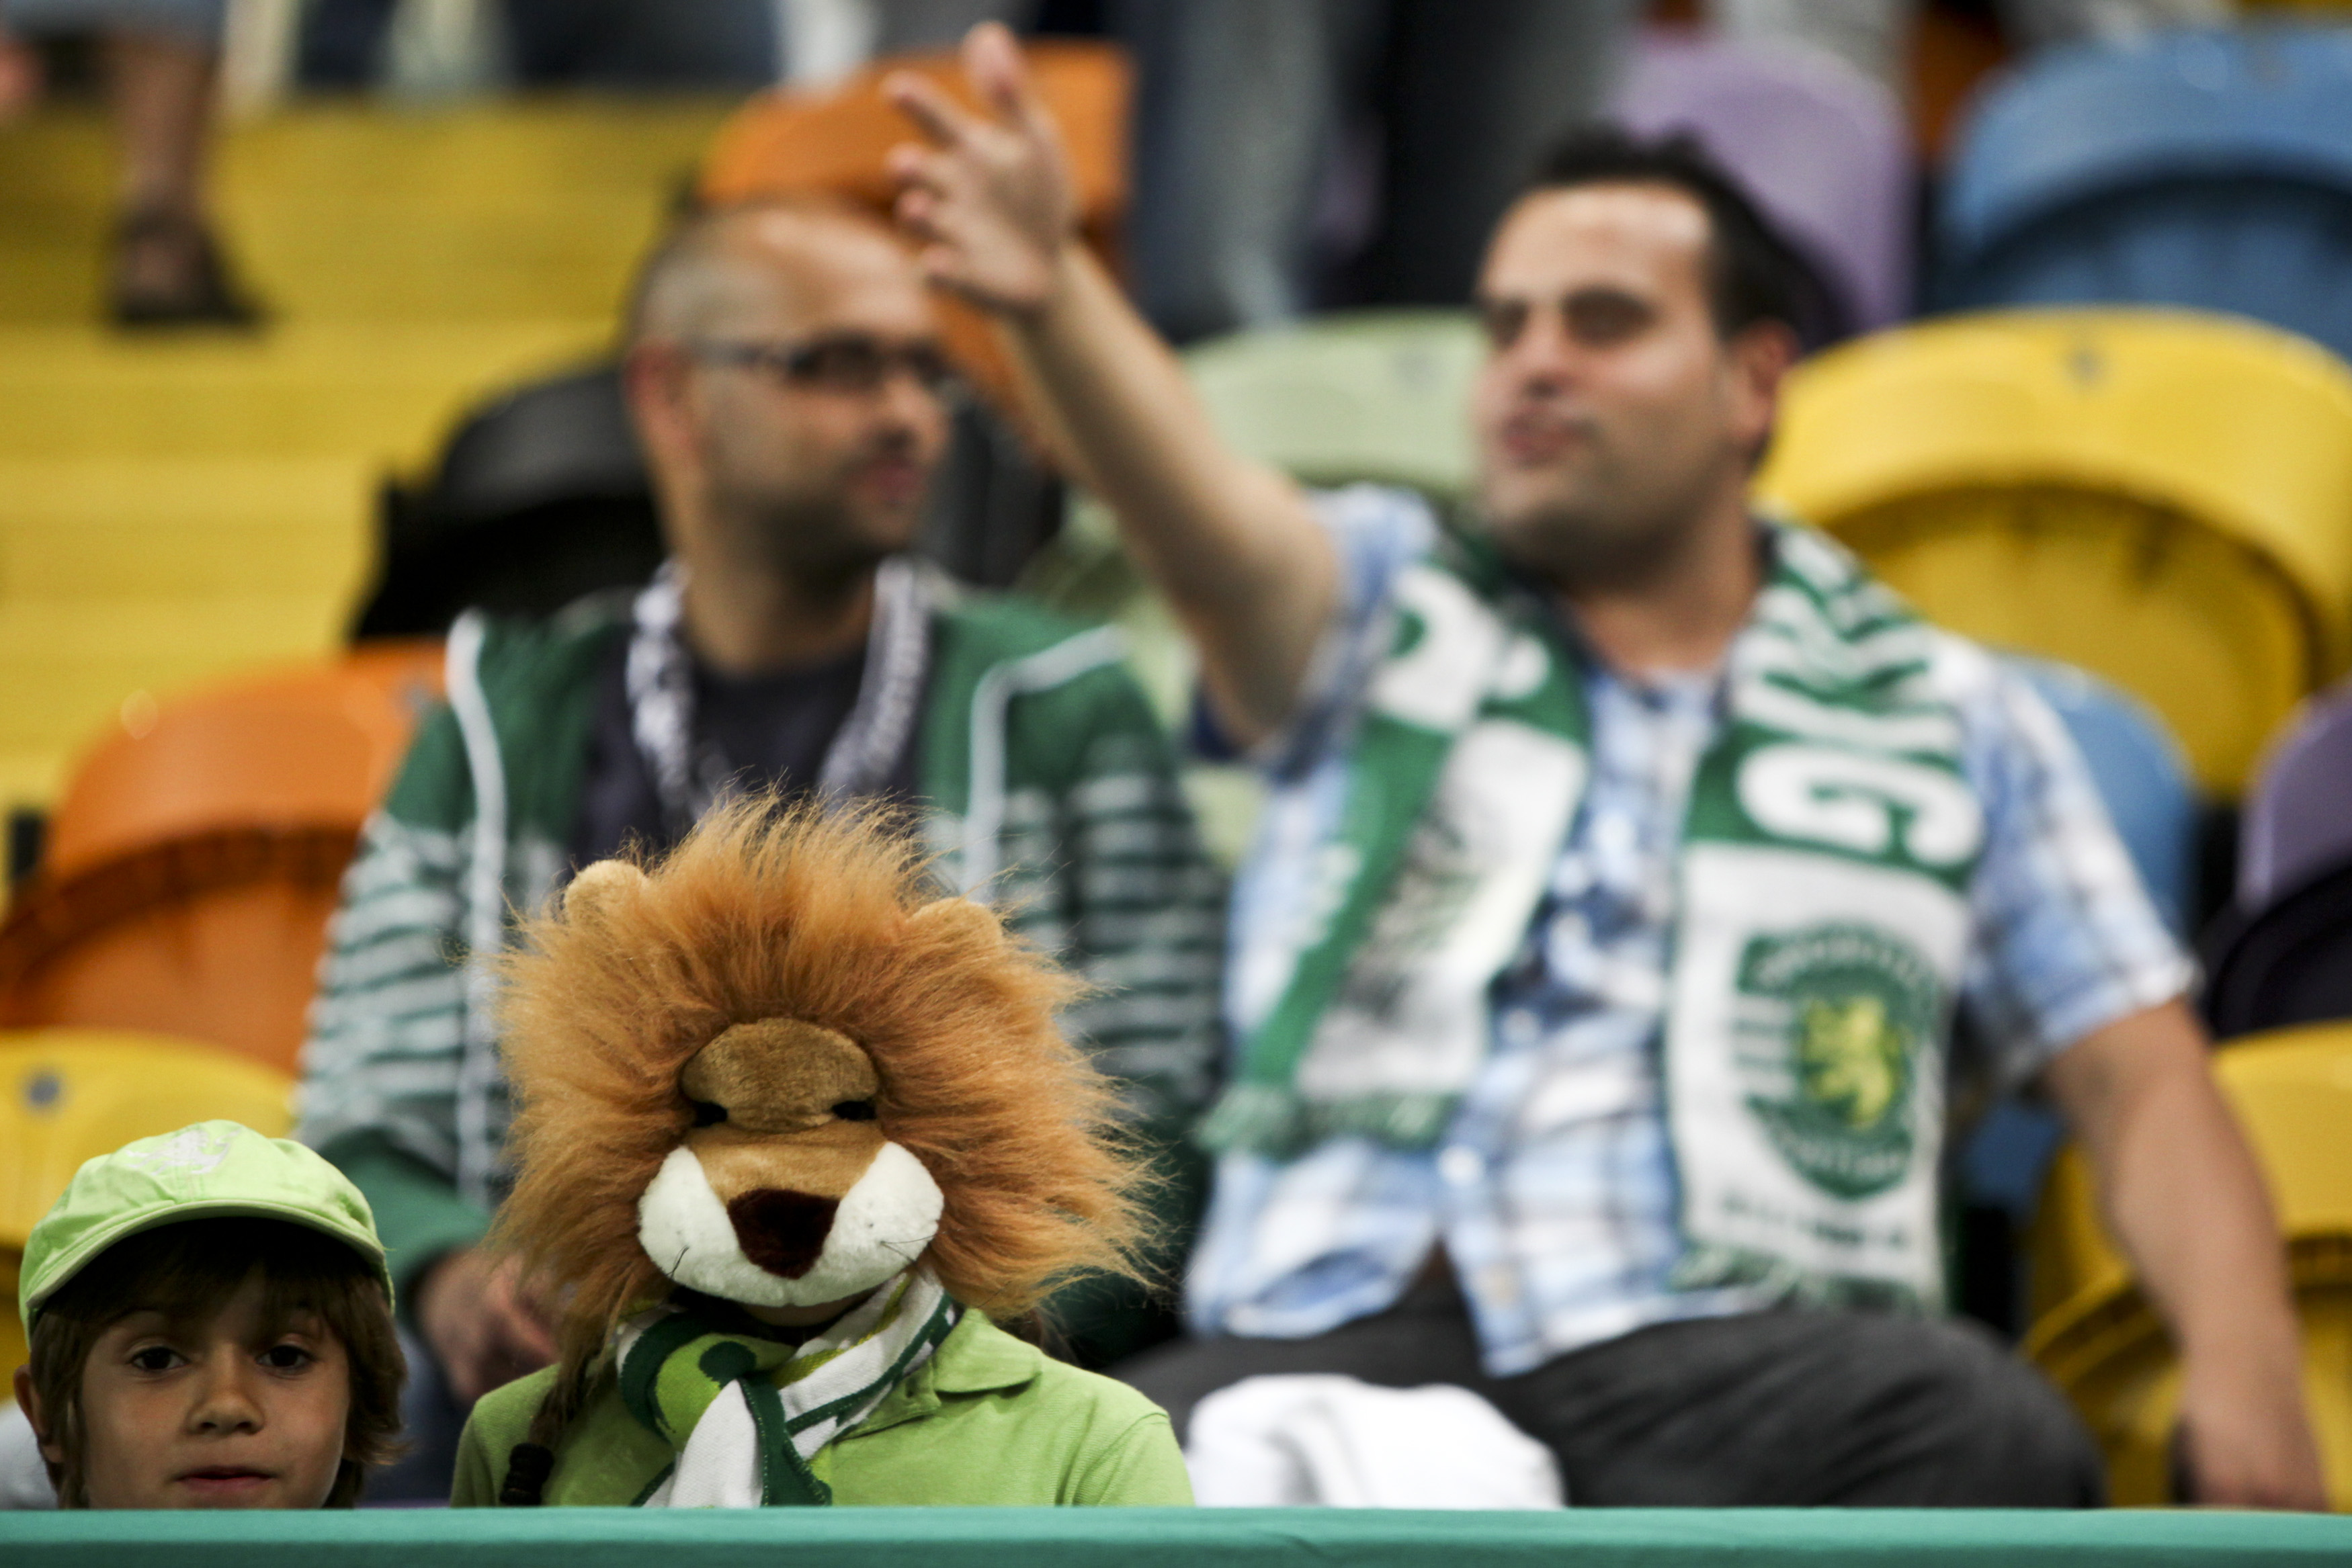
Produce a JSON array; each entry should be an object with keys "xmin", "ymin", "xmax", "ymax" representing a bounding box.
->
[
  {"xmin": 6, "ymin": 1016, "xmax": 2347, "ymax": 1505},
  {"xmin": 10, "ymin": 21, "xmax": 2352, "ymax": 1513}
]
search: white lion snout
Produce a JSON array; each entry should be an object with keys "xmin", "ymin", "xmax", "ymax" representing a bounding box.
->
[{"xmin": 636, "ymin": 1141, "xmax": 943, "ymax": 1307}]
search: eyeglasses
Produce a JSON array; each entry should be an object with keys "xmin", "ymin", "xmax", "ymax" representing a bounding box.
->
[{"xmin": 687, "ymin": 335, "xmax": 958, "ymax": 396}]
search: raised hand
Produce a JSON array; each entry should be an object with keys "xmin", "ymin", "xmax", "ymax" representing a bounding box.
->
[{"xmin": 884, "ymin": 22, "xmax": 1077, "ymax": 318}]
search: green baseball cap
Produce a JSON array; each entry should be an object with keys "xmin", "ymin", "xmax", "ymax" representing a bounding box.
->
[{"xmin": 19, "ymin": 1120, "xmax": 391, "ymax": 1329}]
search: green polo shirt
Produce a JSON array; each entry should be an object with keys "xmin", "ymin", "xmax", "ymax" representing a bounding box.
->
[{"xmin": 451, "ymin": 1311, "xmax": 1193, "ymax": 1508}]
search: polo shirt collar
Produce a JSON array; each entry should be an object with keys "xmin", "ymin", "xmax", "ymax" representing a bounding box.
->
[{"xmin": 847, "ymin": 1309, "xmax": 1043, "ymax": 1436}]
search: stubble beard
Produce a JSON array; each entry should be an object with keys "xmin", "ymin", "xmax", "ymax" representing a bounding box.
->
[
  {"xmin": 1481, "ymin": 480, "xmax": 1706, "ymax": 597},
  {"xmin": 716, "ymin": 470, "xmax": 921, "ymax": 604}
]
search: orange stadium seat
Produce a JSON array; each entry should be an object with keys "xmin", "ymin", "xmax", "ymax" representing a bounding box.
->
[
  {"xmin": 2025, "ymin": 1022, "xmax": 2352, "ymax": 1507},
  {"xmin": 699, "ymin": 40, "xmax": 1130, "ymax": 415},
  {"xmin": 0, "ymin": 645, "xmax": 444, "ymax": 1076}
]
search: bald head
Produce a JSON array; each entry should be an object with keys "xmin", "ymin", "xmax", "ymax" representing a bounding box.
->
[
  {"xmin": 628, "ymin": 201, "xmax": 926, "ymax": 347},
  {"xmin": 620, "ymin": 199, "xmax": 952, "ymax": 625}
]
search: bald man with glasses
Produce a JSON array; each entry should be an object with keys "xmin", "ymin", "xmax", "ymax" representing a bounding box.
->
[{"xmin": 298, "ymin": 200, "xmax": 1225, "ymax": 1444}]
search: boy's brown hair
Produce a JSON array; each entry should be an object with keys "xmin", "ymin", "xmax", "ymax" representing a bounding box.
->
[{"xmin": 24, "ymin": 1216, "xmax": 404, "ymax": 1508}]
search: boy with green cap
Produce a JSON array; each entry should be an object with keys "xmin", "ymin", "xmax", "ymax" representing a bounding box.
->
[{"xmin": 11, "ymin": 1121, "xmax": 405, "ymax": 1508}]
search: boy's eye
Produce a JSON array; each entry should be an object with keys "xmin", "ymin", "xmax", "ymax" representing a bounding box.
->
[
  {"xmin": 259, "ymin": 1343, "xmax": 315, "ymax": 1371},
  {"xmin": 128, "ymin": 1346, "xmax": 184, "ymax": 1373}
]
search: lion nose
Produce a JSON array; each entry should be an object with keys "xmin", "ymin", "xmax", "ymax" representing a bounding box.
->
[{"xmin": 726, "ymin": 1188, "xmax": 839, "ymax": 1278}]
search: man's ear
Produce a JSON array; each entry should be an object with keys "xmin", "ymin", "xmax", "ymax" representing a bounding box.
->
[
  {"xmin": 564, "ymin": 859, "xmax": 649, "ymax": 924},
  {"xmin": 1730, "ymin": 318, "xmax": 1800, "ymax": 466},
  {"xmin": 1730, "ymin": 319, "xmax": 1798, "ymax": 408},
  {"xmin": 622, "ymin": 339, "xmax": 698, "ymax": 464}
]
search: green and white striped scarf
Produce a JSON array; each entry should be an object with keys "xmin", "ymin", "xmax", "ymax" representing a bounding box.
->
[
  {"xmin": 616, "ymin": 1268, "xmax": 958, "ymax": 1507},
  {"xmin": 1204, "ymin": 525, "xmax": 1988, "ymax": 1303}
]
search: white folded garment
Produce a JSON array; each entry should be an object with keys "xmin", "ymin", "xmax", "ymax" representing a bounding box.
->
[{"xmin": 1185, "ymin": 1374, "xmax": 1566, "ymax": 1509}]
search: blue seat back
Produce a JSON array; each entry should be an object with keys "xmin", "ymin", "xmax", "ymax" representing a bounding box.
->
[
  {"xmin": 1937, "ymin": 28, "xmax": 2352, "ymax": 362},
  {"xmin": 2010, "ymin": 654, "xmax": 2199, "ymax": 936}
]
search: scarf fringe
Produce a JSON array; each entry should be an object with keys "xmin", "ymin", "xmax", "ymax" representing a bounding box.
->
[
  {"xmin": 1196, "ymin": 1083, "xmax": 1458, "ymax": 1159},
  {"xmin": 1668, "ymin": 1242, "xmax": 1931, "ymax": 1313}
]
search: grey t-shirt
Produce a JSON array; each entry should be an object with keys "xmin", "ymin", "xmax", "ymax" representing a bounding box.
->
[{"xmin": 566, "ymin": 637, "xmax": 922, "ymax": 868}]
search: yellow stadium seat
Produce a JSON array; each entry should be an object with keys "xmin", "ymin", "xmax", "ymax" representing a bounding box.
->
[
  {"xmin": 2024, "ymin": 1022, "xmax": 2352, "ymax": 1507},
  {"xmin": 0, "ymin": 1250, "xmax": 16, "ymax": 1388},
  {"xmin": 1755, "ymin": 309, "xmax": 2352, "ymax": 795},
  {"xmin": 0, "ymin": 100, "xmax": 730, "ymax": 811},
  {"xmin": 0, "ymin": 1029, "xmax": 294, "ymax": 1380}
]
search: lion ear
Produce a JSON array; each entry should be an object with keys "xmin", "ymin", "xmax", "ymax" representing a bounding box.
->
[
  {"xmin": 564, "ymin": 859, "xmax": 648, "ymax": 924},
  {"xmin": 908, "ymin": 896, "xmax": 1006, "ymax": 948}
]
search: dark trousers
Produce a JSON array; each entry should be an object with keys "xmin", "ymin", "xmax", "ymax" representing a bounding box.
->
[{"xmin": 1116, "ymin": 1281, "xmax": 2107, "ymax": 1507}]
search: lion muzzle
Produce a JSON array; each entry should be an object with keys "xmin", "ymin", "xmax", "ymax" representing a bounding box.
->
[{"xmin": 637, "ymin": 1140, "xmax": 944, "ymax": 1307}]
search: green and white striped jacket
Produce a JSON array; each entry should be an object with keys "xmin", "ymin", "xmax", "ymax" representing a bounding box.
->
[{"xmin": 296, "ymin": 580, "xmax": 1225, "ymax": 1329}]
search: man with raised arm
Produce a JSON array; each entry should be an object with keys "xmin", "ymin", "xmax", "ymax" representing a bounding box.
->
[{"xmin": 882, "ymin": 26, "xmax": 2326, "ymax": 1508}]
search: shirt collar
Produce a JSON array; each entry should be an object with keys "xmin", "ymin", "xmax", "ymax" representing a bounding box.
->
[{"xmin": 842, "ymin": 1310, "xmax": 1043, "ymax": 1437}]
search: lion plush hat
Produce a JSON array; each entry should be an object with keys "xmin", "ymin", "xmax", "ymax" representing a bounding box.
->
[{"xmin": 489, "ymin": 796, "xmax": 1151, "ymax": 1497}]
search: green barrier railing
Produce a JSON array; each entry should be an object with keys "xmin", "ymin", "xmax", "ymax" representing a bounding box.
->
[{"xmin": 5, "ymin": 1506, "xmax": 2351, "ymax": 1567}]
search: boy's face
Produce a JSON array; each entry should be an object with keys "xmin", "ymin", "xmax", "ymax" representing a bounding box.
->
[{"xmin": 59, "ymin": 1270, "xmax": 352, "ymax": 1509}]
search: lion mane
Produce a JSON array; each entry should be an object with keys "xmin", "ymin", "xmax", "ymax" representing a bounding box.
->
[{"xmin": 491, "ymin": 796, "xmax": 1152, "ymax": 1377}]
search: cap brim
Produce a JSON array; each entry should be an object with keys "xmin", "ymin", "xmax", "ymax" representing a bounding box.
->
[{"xmin": 25, "ymin": 1196, "xmax": 394, "ymax": 1325}]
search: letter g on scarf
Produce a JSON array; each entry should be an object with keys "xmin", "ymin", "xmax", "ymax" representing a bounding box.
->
[{"xmin": 1737, "ymin": 744, "xmax": 1984, "ymax": 867}]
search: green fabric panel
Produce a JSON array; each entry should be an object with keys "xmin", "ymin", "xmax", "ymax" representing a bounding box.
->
[
  {"xmin": 376, "ymin": 603, "xmax": 621, "ymax": 844},
  {"xmin": 917, "ymin": 591, "xmax": 1105, "ymax": 818},
  {"xmin": 316, "ymin": 1129, "xmax": 489, "ymax": 1311},
  {"xmin": 472, "ymin": 608, "xmax": 628, "ymax": 847},
  {"xmin": 378, "ymin": 703, "xmax": 476, "ymax": 834},
  {"xmin": 997, "ymin": 648, "xmax": 1172, "ymax": 803},
  {"xmin": 9, "ymin": 1508, "xmax": 2350, "ymax": 1565}
]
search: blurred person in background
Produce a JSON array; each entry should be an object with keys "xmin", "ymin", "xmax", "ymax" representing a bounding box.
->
[
  {"xmin": 296, "ymin": 197, "xmax": 1223, "ymax": 1490},
  {"xmin": 294, "ymin": 0, "xmax": 1040, "ymax": 93},
  {"xmin": 1, "ymin": 0, "xmax": 261, "ymax": 325},
  {"xmin": 884, "ymin": 24, "xmax": 2327, "ymax": 1508},
  {"xmin": 1108, "ymin": 0, "xmax": 1642, "ymax": 344},
  {"xmin": 1704, "ymin": 0, "xmax": 2230, "ymax": 95}
]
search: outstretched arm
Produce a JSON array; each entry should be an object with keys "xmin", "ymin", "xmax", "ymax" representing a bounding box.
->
[
  {"xmin": 885, "ymin": 24, "xmax": 1337, "ymax": 748},
  {"xmin": 2040, "ymin": 999, "xmax": 2326, "ymax": 1509}
]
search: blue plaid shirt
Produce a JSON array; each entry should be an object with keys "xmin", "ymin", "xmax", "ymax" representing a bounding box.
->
[{"xmin": 1187, "ymin": 489, "xmax": 2191, "ymax": 1376}]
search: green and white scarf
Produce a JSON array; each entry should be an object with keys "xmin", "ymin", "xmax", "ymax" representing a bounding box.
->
[
  {"xmin": 616, "ymin": 1268, "xmax": 958, "ymax": 1507},
  {"xmin": 1202, "ymin": 525, "xmax": 1987, "ymax": 1303}
]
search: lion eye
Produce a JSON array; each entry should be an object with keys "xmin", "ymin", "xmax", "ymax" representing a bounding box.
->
[
  {"xmin": 689, "ymin": 1098, "xmax": 727, "ymax": 1127},
  {"xmin": 831, "ymin": 1100, "xmax": 877, "ymax": 1122}
]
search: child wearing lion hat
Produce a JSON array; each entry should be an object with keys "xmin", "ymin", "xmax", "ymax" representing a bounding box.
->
[{"xmin": 448, "ymin": 799, "xmax": 1190, "ymax": 1507}]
